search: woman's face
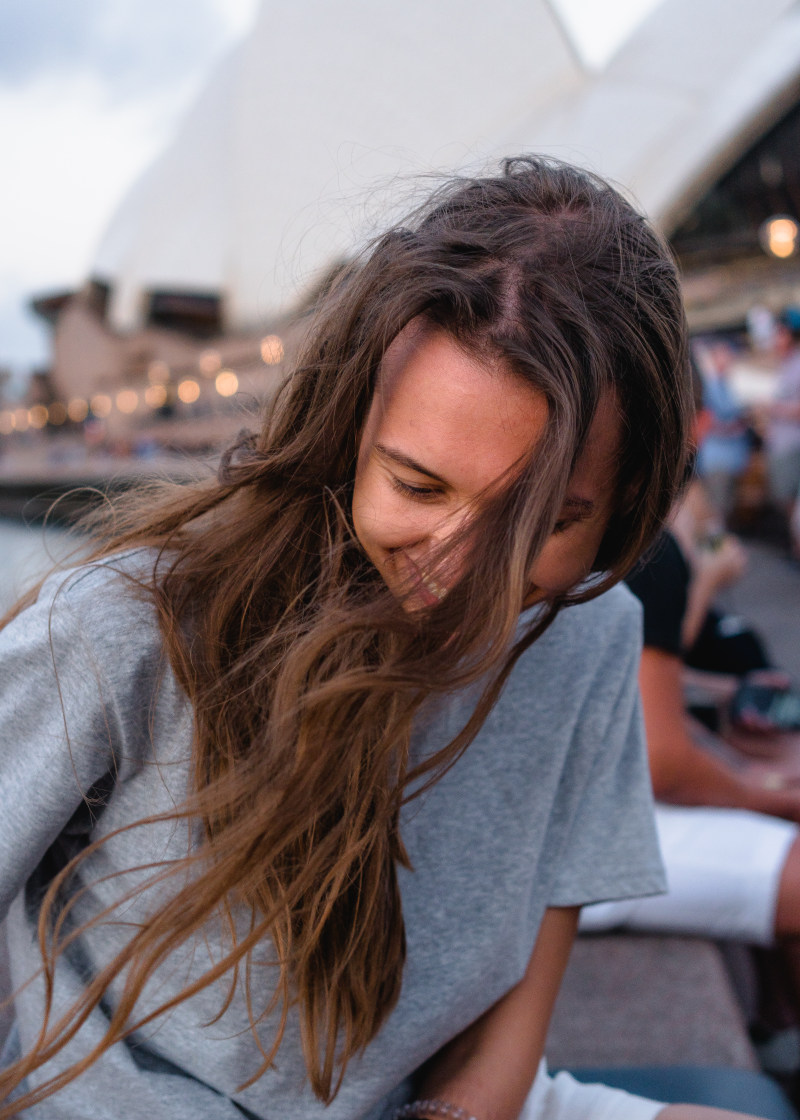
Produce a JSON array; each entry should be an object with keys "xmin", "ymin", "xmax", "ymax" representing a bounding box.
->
[{"xmin": 352, "ymin": 327, "xmax": 621, "ymax": 611}]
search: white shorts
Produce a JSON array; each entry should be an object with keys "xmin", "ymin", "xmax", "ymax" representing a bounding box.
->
[
  {"xmin": 521, "ymin": 1061, "xmax": 662, "ymax": 1120},
  {"xmin": 580, "ymin": 804, "xmax": 798, "ymax": 945}
]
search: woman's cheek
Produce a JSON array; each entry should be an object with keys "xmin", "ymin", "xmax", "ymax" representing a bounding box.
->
[
  {"xmin": 529, "ymin": 532, "xmax": 598, "ymax": 597},
  {"xmin": 353, "ymin": 480, "xmax": 419, "ymax": 553}
]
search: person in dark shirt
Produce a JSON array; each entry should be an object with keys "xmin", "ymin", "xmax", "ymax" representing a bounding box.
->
[{"xmin": 581, "ymin": 488, "xmax": 800, "ymax": 1028}]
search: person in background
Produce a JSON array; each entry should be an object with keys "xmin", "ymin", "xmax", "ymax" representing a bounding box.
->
[
  {"xmin": 581, "ymin": 478, "xmax": 800, "ymax": 1033},
  {"xmin": 764, "ymin": 312, "xmax": 800, "ymax": 554},
  {"xmin": 694, "ymin": 340, "xmax": 753, "ymax": 521}
]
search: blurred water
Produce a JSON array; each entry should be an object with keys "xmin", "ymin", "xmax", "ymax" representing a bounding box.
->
[{"xmin": 0, "ymin": 519, "xmax": 82, "ymax": 613}]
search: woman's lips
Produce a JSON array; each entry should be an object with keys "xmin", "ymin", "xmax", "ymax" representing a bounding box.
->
[{"xmin": 393, "ymin": 550, "xmax": 446, "ymax": 606}]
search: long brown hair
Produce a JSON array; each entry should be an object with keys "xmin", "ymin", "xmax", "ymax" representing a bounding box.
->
[{"xmin": 1, "ymin": 156, "xmax": 691, "ymax": 1111}]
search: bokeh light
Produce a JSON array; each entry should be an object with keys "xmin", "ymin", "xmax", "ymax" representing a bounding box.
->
[
  {"xmin": 67, "ymin": 398, "xmax": 89, "ymax": 423},
  {"xmin": 116, "ymin": 389, "xmax": 139, "ymax": 414},
  {"xmin": 260, "ymin": 335, "xmax": 284, "ymax": 365},
  {"xmin": 760, "ymin": 215, "xmax": 799, "ymax": 259},
  {"xmin": 145, "ymin": 384, "xmax": 168, "ymax": 408},
  {"xmin": 215, "ymin": 370, "xmax": 238, "ymax": 397},
  {"xmin": 177, "ymin": 378, "xmax": 200, "ymax": 404},
  {"xmin": 90, "ymin": 394, "xmax": 113, "ymax": 418},
  {"xmin": 28, "ymin": 405, "xmax": 49, "ymax": 429}
]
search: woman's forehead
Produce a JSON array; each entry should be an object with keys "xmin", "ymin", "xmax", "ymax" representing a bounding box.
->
[
  {"xmin": 363, "ymin": 329, "xmax": 548, "ymax": 495},
  {"xmin": 364, "ymin": 325, "xmax": 623, "ymax": 508}
]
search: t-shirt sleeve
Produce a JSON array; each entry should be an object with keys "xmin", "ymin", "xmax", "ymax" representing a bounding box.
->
[
  {"xmin": 624, "ymin": 532, "xmax": 688, "ymax": 656},
  {"xmin": 0, "ymin": 561, "xmax": 165, "ymax": 921},
  {"xmin": 546, "ymin": 591, "xmax": 666, "ymax": 908}
]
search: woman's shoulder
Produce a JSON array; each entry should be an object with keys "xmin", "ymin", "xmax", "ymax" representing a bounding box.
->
[
  {"xmin": 7, "ymin": 548, "xmax": 168, "ymax": 693},
  {"xmin": 2, "ymin": 546, "xmax": 191, "ymax": 776},
  {"xmin": 515, "ymin": 583, "xmax": 643, "ymax": 689},
  {"xmin": 37, "ymin": 546, "xmax": 159, "ymax": 599},
  {"xmin": 573, "ymin": 580, "xmax": 643, "ymax": 626},
  {"xmin": 526, "ymin": 581, "xmax": 642, "ymax": 648},
  {"xmin": 35, "ymin": 546, "xmax": 161, "ymax": 617}
]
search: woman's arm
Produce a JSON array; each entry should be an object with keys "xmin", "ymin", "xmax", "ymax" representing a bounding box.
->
[
  {"xmin": 641, "ymin": 647, "xmax": 800, "ymax": 823},
  {"xmin": 680, "ymin": 536, "xmax": 747, "ymax": 651},
  {"xmin": 415, "ymin": 901, "xmax": 761, "ymax": 1120},
  {"xmin": 417, "ymin": 906, "xmax": 579, "ymax": 1120},
  {"xmin": 0, "ymin": 560, "xmax": 167, "ymax": 922}
]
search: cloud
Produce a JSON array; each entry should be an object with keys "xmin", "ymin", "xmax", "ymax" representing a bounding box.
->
[{"xmin": 0, "ymin": 0, "xmax": 229, "ymax": 98}]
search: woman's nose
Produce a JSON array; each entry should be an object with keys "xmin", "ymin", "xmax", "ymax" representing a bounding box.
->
[{"xmin": 413, "ymin": 505, "xmax": 462, "ymax": 548}]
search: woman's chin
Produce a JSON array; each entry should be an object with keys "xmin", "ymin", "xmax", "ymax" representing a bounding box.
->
[
  {"xmin": 380, "ymin": 556, "xmax": 449, "ymax": 612},
  {"xmin": 395, "ymin": 582, "xmax": 444, "ymax": 614},
  {"xmin": 522, "ymin": 584, "xmax": 546, "ymax": 609}
]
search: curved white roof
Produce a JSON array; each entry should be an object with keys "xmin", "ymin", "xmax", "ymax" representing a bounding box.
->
[{"xmin": 93, "ymin": 0, "xmax": 800, "ymax": 333}]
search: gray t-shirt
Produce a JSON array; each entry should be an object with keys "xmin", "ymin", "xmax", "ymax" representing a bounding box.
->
[{"xmin": 0, "ymin": 554, "xmax": 664, "ymax": 1119}]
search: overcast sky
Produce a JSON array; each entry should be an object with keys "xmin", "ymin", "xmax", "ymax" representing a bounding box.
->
[{"xmin": 0, "ymin": 0, "xmax": 662, "ymax": 387}]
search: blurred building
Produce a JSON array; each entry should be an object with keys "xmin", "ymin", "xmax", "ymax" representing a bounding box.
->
[
  {"xmin": 18, "ymin": 0, "xmax": 800, "ymax": 443},
  {"xmin": 673, "ymin": 95, "xmax": 800, "ymax": 331}
]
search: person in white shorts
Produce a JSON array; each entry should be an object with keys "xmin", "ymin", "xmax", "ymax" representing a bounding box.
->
[
  {"xmin": 581, "ymin": 519, "xmax": 800, "ymax": 1018},
  {"xmin": 581, "ymin": 804, "xmax": 797, "ymax": 947},
  {"xmin": 523, "ymin": 1061, "xmax": 666, "ymax": 1120}
]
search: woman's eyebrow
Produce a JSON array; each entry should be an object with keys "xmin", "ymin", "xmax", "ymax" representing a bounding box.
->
[
  {"xmin": 562, "ymin": 495, "xmax": 596, "ymax": 515},
  {"xmin": 373, "ymin": 443, "xmax": 449, "ymax": 485}
]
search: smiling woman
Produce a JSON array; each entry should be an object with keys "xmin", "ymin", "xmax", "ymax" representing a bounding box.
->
[
  {"xmin": 353, "ymin": 327, "xmax": 550, "ymax": 608},
  {"xmin": 0, "ymin": 157, "xmax": 753, "ymax": 1120},
  {"xmin": 352, "ymin": 327, "xmax": 622, "ymax": 610}
]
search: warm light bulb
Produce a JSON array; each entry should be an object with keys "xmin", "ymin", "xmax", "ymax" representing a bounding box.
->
[
  {"xmin": 90, "ymin": 394, "xmax": 112, "ymax": 418},
  {"xmin": 0, "ymin": 410, "xmax": 15, "ymax": 434},
  {"xmin": 28, "ymin": 405, "xmax": 49, "ymax": 429},
  {"xmin": 145, "ymin": 384, "xmax": 168, "ymax": 408},
  {"xmin": 116, "ymin": 389, "xmax": 139, "ymax": 414},
  {"xmin": 14, "ymin": 408, "xmax": 29, "ymax": 432},
  {"xmin": 178, "ymin": 378, "xmax": 200, "ymax": 404},
  {"xmin": 260, "ymin": 335, "xmax": 284, "ymax": 365},
  {"xmin": 68, "ymin": 398, "xmax": 89, "ymax": 422},
  {"xmin": 760, "ymin": 215, "xmax": 799, "ymax": 259},
  {"xmin": 215, "ymin": 370, "xmax": 239, "ymax": 397}
]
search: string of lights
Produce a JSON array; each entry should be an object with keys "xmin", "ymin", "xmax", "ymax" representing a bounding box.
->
[{"xmin": 0, "ymin": 335, "xmax": 285, "ymax": 437}]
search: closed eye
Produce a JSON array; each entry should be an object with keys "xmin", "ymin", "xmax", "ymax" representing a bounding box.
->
[
  {"xmin": 552, "ymin": 517, "xmax": 585, "ymax": 534},
  {"xmin": 390, "ymin": 476, "xmax": 444, "ymax": 501},
  {"xmin": 552, "ymin": 498, "xmax": 595, "ymax": 535}
]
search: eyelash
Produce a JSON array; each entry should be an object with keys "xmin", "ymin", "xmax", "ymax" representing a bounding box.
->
[
  {"xmin": 391, "ymin": 477, "xmax": 443, "ymax": 501},
  {"xmin": 552, "ymin": 518, "xmax": 586, "ymax": 535},
  {"xmin": 389, "ymin": 477, "xmax": 586, "ymax": 528}
]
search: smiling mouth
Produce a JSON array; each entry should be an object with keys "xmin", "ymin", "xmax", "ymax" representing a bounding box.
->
[{"xmin": 394, "ymin": 551, "xmax": 447, "ymax": 606}]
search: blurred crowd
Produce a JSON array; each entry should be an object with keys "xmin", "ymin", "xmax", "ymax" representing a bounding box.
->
[
  {"xmin": 572, "ymin": 311, "xmax": 800, "ymax": 1080},
  {"xmin": 694, "ymin": 306, "xmax": 800, "ymax": 559}
]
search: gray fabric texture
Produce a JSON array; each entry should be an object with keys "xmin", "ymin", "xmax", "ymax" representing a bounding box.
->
[{"xmin": 0, "ymin": 553, "xmax": 665, "ymax": 1119}]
